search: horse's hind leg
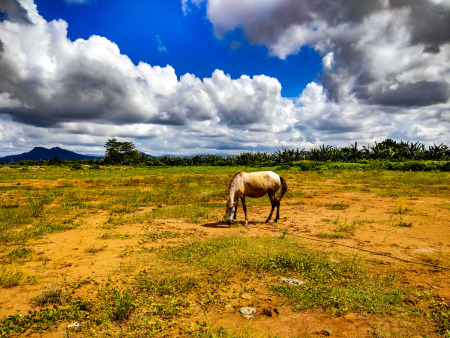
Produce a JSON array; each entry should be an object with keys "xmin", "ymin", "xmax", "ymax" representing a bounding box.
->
[
  {"xmin": 274, "ymin": 198, "xmax": 280, "ymax": 222},
  {"xmin": 266, "ymin": 194, "xmax": 276, "ymax": 223}
]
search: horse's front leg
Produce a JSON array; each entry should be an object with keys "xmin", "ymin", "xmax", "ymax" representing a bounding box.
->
[
  {"xmin": 233, "ymin": 199, "xmax": 239, "ymax": 221},
  {"xmin": 266, "ymin": 193, "xmax": 276, "ymax": 223},
  {"xmin": 241, "ymin": 197, "xmax": 248, "ymax": 226}
]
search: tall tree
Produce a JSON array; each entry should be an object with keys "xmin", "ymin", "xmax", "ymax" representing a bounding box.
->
[{"xmin": 103, "ymin": 138, "xmax": 141, "ymax": 164}]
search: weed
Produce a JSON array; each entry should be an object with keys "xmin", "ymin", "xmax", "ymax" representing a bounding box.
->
[
  {"xmin": 436, "ymin": 202, "xmax": 450, "ymax": 210},
  {"xmin": 136, "ymin": 273, "xmax": 200, "ymax": 296},
  {"xmin": 395, "ymin": 200, "xmax": 412, "ymax": 215},
  {"xmin": 395, "ymin": 221, "xmax": 412, "ymax": 228},
  {"xmin": 102, "ymin": 289, "xmax": 136, "ymax": 321},
  {"xmin": 327, "ymin": 202, "xmax": 350, "ymax": 210},
  {"xmin": 332, "ymin": 217, "xmax": 357, "ymax": 235},
  {"xmin": 142, "ymin": 230, "xmax": 183, "ymax": 242},
  {"xmin": 421, "ymin": 292, "xmax": 450, "ymax": 335},
  {"xmin": 419, "ymin": 255, "xmax": 441, "ymax": 266},
  {"xmin": 2, "ymin": 247, "xmax": 34, "ymax": 263},
  {"xmin": 152, "ymin": 295, "xmax": 191, "ymax": 319},
  {"xmin": 31, "ymin": 222, "xmax": 78, "ymax": 239},
  {"xmin": 191, "ymin": 206, "xmax": 208, "ymax": 223},
  {"xmin": 100, "ymin": 231, "xmax": 130, "ymax": 240},
  {"xmin": 316, "ymin": 232, "xmax": 346, "ymax": 239},
  {"xmin": 191, "ymin": 322, "xmax": 254, "ymax": 337},
  {"xmin": 0, "ymin": 265, "xmax": 25, "ymax": 288},
  {"xmin": 85, "ymin": 244, "xmax": 106, "ymax": 254},
  {"xmin": 352, "ymin": 217, "xmax": 375, "ymax": 227},
  {"xmin": 32, "ymin": 285, "xmax": 66, "ymax": 306},
  {"xmin": 29, "ymin": 200, "xmax": 44, "ymax": 218},
  {"xmin": 0, "ymin": 300, "xmax": 91, "ymax": 335}
]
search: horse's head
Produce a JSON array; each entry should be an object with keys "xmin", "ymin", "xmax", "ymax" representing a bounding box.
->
[{"xmin": 225, "ymin": 200, "xmax": 237, "ymax": 225}]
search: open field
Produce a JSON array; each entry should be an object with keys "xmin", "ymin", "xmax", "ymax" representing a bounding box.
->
[{"xmin": 0, "ymin": 166, "xmax": 449, "ymax": 337}]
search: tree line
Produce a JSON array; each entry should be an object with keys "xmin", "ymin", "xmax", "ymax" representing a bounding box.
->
[
  {"xmin": 3, "ymin": 139, "xmax": 449, "ymax": 169},
  {"xmin": 103, "ymin": 138, "xmax": 449, "ymax": 167}
]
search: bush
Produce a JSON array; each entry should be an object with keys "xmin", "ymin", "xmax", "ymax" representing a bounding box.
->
[{"xmin": 71, "ymin": 163, "xmax": 83, "ymax": 170}]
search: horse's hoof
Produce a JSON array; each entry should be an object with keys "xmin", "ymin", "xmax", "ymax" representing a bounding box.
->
[
  {"xmin": 265, "ymin": 219, "xmax": 270, "ymax": 223},
  {"xmin": 244, "ymin": 221, "xmax": 249, "ymax": 226},
  {"xmin": 274, "ymin": 219, "xmax": 278, "ymax": 223}
]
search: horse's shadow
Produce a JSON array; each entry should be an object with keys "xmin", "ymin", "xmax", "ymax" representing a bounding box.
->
[
  {"xmin": 200, "ymin": 222, "xmax": 229, "ymax": 229},
  {"xmin": 200, "ymin": 221, "xmax": 260, "ymax": 229}
]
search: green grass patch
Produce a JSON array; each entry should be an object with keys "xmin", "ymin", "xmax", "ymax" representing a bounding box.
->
[
  {"xmin": 0, "ymin": 300, "xmax": 91, "ymax": 336},
  {"xmin": 326, "ymin": 202, "xmax": 350, "ymax": 210},
  {"xmin": 2, "ymin": 247, "xmax": 34, "ymax": 263},
  {"xmin": 101, "ymin": 288, "xmax": 136, "ymax": 322},
  {"xmin": 141, "ymin": 230, "xmax": 184, "ymax": 242},
  {"xmin": 32, "ymin": 285, "xmax": 66, "ymax": 307},
  {"xmin": 316, "ymin": 232, "xmax": 346, "ymax": 239},
  {"xmin": 395, "ymin": 221, "xmax": 413, "ymax": 228},
  {"xmin": 161, "ymin": 236, "xmax": 406, "ymax": 315},
  {"xmin": 85, "ymin": 244, "xmax": 107, "ymax": 254},
  {"xmin": 0, "ymin": 265, "xmax": 26, "ymax": 288}
]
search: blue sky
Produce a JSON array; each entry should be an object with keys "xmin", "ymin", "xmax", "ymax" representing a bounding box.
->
[
  {"xmin": 35, "ymin": 0, "xmax": 322, "ymax": 98},
  {"xmin": 0, "ymin": 0, "xmax": 449, "ymax": 156}
]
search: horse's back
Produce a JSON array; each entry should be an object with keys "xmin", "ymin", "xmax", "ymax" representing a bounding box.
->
[
  {"xmin": 242, "ymin": 171, "xmax": 281, "ymax": 197},
  {"xmin": 245, "ymin": 171, "xmax": 280, "ymax": 182}
]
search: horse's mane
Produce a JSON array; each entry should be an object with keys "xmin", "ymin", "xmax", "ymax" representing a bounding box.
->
[{"xmin": 227, "ymin": 171, "xmax": 243, "ymax": 197}]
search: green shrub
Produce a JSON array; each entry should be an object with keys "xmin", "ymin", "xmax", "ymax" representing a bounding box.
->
[{"xmin": 71, "ymin": 163, "xmax": 83, "ymax": 170}]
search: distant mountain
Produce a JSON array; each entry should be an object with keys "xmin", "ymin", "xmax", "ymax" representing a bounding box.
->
[{"xmin": 0, "ymin": 147, "xmax": 102, "ymax": 163}]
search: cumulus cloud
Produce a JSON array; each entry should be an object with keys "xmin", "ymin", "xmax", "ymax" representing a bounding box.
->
[
  {"xmin": 187, "ymin": 0, "xmax": 450, "ymax": 108},
  {"xmin": 0, "ymin": 0, "xmax": 33, "ymax": 24},
  {"xmin": 0, "ymin": 0, "xmax": 449, "ymax": 157},
  {"xmin": 0, "ymin": 1, "xmax": 293, "ymax": 130},
  {"xmin": 0, "ymin": 0, "xmax": 304, "ymax": 155}
]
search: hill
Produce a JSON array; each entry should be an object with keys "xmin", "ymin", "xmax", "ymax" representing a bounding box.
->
[{"xmin": 0, "ymin": 147, "xmax": 102, "ymax": 163}]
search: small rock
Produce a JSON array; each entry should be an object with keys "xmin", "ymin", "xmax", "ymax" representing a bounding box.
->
[
  {"xmin": 240, "ymin": 307, "xmax": 256, "ymax": 319},
  {"xmin": 241, "ymin": 293, "xmax": 252, "ymax": 300},
  {"xmin": 67, "ymin": 322, "xmax": 80, "ymax": 329},
  {"xmin": 281, "ymin": 277, "xmax": 304, "ymax": 286}
]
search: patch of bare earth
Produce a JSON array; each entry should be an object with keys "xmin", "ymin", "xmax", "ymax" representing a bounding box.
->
[{"xmin": 0, "ymin": 184, "xmax": 448, "ymax": 337}]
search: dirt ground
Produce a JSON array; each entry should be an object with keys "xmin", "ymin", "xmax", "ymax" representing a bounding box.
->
[{"xmin": 0, "ymin": 181, "xmax": 449, "ymax": 337}]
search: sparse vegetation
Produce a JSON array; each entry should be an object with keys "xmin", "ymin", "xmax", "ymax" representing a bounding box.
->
[
  {"xmin": 0, "ymin": 265, "xmax": 25, "ymax": 288},
  {"xmin": 395, "ymin": 221, "xmax": 413, "ymax": 228},
  {"xmin": 85, "ymin": 244, "xmax": 107, "ymax": 254},
  {"xmin": 32, "ymin": 285, "xmax": 66, "ymax": 306},
  {"xmin": 101, "ymin": 288, "xmax": 136, "ymax": 321},
  {"xmin": 0, "ymin": 166, "xmax": 447, "ymax": 337},
  {"xmin": 316, "ymin": 232, "xmax": 346, "ymax": 239},
  {"xmin": 327, "ymin": 202, "xmax": 350, "ymax": 210}
]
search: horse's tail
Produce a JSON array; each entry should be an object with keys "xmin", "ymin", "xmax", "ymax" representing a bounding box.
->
[{"xmin": 278, "ymin": 176, "xmax": 288, "ymax": 202}]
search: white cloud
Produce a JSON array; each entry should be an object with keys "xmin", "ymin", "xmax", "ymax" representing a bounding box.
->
[
  {"xmin": 188, "ymin": 0, "xmax": 450, "ymax": 106},
  {"xmin": 64, "ymin": 0, "xmax": 94, "ymax": 5},
  {"xmin": 155, "ymin": 35, "xmax": 168, "ymax": 53},
  {"xmin": 0, "ymin": 0, "xmax": 448, "ymax": 157},
  {"xmin": 0, "ymin": 0, "xmax": 308, "ymax": 156}
]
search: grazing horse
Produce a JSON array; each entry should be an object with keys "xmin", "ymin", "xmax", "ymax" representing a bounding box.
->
[{"xmin": 225, "ymin": 171, "xmax": 287, "ymax": 226}]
